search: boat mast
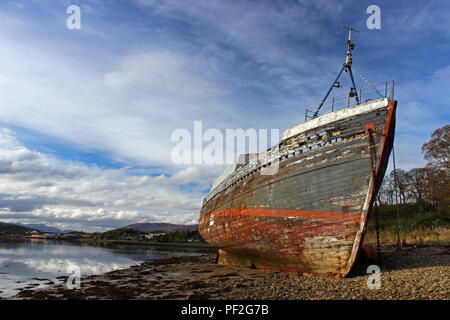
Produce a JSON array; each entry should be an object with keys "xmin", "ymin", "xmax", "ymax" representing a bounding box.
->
[{"xmin": 312, "ymin": 26, "xmax": 361, "ymax": 118}]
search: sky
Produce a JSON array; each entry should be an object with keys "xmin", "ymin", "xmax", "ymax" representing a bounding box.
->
[{"xmin": 0, "ymin": 0, "xmax": 448, "ymax": 232}]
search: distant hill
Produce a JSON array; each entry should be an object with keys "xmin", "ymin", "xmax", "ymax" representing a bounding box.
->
[
  {"xmin": 13, "ymin": 223, "xmax": 75, "ymax": 233},
  {"xmin": 0, "ymin": 222, "xmax": 35, "ymax": 233},
  {"xmin": 17, "ymin": 223, "xmax": 61, "ymax": 233},
  {"xmin": 124, "ymin": 223, "xmax": 198, "ymax": 233}
]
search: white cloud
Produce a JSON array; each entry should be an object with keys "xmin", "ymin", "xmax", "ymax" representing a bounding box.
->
[
  {"xmin": 0, "ymin": 128, "xmax": 215, "ymax": 231},
  {"xmin": 0, "ymin": 29, "xmax": 231, "ymax": 167},
  {"xmin": 0, "ymin": 1, "xmax": 348, "ymax": 171},
  {"xmin": 104, "ymin": 51, "xmax": 222, "ymax": 98}
]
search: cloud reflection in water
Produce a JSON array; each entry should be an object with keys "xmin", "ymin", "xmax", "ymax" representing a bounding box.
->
[{"xmin": 0, "ymin": 241, "xmax": 201, "ymax": 298}]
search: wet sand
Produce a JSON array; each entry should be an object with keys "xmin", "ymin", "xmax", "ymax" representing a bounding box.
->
[{"xmin": 11, "ymin": 245, "xmax": 449, "ymax": 300}]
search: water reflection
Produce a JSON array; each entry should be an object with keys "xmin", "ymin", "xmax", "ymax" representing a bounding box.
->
[{"xmin": 0, "ymin": 240, "xmax": 208, "ymax": 298}]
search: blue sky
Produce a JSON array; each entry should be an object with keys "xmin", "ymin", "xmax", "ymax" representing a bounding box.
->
[{"xmin": 0, "ymin": 0, "xmax": 448, "ymax": 231}]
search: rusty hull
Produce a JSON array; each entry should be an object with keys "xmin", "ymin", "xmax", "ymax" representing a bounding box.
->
[{"xmin": 199, "ymin": 99, "xmax": 397, "ymax": 278}]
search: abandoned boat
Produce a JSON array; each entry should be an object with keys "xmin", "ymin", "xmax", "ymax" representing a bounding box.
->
[{"xmin": 199, "ymin": 27, "xmax": 397, "ymax": 278}]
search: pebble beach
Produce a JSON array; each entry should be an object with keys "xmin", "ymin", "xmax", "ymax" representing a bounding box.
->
[{"xmin": 11, "ymin": 245, "xmax": 449, "ymax": 300}]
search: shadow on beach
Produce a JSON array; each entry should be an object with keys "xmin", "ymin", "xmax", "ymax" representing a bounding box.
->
[{"xmin": 347, "ymin": 245, "xmax": 450, "ymax": 278}]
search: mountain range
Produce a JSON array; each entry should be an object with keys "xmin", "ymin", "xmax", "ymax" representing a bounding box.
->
[
  {"xmin": 13, "ymin": 223, "xmax": 76, "ymax": 233},
  {"xmin": 0, "ymin": 221, "xmax": 198, "ymax": 234}
]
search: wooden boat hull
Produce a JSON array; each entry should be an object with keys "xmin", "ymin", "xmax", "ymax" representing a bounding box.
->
[{"xmin": 199, "ymin": 99, "xmax": 397, "ymax": 278}]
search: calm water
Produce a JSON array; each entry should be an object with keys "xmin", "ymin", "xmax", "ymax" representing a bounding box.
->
[{"xmin": 0, "ymin": 240, "xmax": 208, "ymax": 298}]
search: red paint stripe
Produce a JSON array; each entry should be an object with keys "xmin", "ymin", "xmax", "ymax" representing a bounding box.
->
[{"xmin": 204, "ymin": 208, "xmax": 360, "ymax": 222}]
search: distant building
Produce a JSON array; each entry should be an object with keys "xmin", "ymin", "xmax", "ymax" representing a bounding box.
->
[
  {"xmin": 146, "ymin": 232, "xmax": 165, "ymax": 239},
  {"xmin": 29, "ymin": 234, "xmax": 48, "ymax": 239}
]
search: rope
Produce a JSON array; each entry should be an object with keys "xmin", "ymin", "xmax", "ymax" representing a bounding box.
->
[
  {"xmin": 392, "ymin": 144, "xmax": 402, "ymax": 249},
  {"xmin": 353, "ymin": 66, "xmax": 384, "ymax": 99},
  {"xmin": 374, "ymin": 199, "xmax": 381, "ymax": 265}
]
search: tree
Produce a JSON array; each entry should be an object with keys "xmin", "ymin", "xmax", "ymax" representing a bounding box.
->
[
  {"xmin": 407, "ymin": 167, "xmax": 428, "ymax": 203},
  {"xmin": 378, "ymin": 175, "xmax": 394, "ymax": 205},
  {"xmin": 421, "ymin": 125, "xmax": 449, "ymax": 209},
  {"xmin": 423, "ymin": 166, "xmax": 448, "ymax": 206},
  {"xmin": 421, "ymin": 124, "xmax": 449, "ymax": 171},
  {"xmin": 390, "ymin": 169, "xmax": 410, "ymax": 204}
]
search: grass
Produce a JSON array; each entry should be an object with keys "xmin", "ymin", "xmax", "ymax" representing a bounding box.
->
[
  {"xmin": 365, "ymin": 226, "xmax": 450, "ymax": 246},
  {"xmin": 364, "ymin": 203, "xmax": 450, "ymax": 246}
]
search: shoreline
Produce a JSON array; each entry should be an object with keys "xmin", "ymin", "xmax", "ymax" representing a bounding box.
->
[
  {"xmin": 10, "ymin": 245, "xmax": 449, "ymax": 300},
  {"xmin": 71, "ymin": 239, "xmax": 218, "ymax": 251},
  {"xmin": 0, "ymin": 237, "xmax": 218, "ymax": 251}
]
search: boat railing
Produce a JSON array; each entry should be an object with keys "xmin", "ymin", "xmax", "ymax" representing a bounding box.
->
[{"xmin": 304, "ymin": 80, "xmax": 394, "ymax": 121}]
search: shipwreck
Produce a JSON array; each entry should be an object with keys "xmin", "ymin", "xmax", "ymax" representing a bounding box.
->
[{"xmin": 199, "ymin": 27, "xmax": 397, "ymax": 278}]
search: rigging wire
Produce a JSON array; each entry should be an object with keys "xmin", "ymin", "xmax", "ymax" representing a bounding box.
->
[{"xmin": 353, "ymin": 66, "xmax": 384, "ymax": 99}]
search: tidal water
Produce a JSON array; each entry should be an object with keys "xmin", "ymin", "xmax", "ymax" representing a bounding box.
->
[{"xmin": 0, "ymin": 240, "xmax": 207, "ymax": 298}]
